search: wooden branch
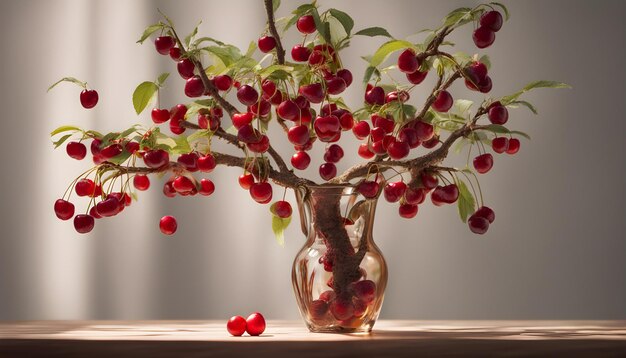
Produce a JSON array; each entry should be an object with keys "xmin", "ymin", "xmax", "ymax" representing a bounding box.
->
[{"xmin": 264, "ymin": 0, "xmax": 286, "ymax": 65}]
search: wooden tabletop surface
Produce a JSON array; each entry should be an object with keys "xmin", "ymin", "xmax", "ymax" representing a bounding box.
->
[{"xmin": 0, "ymin": 320, "xmax": 625, "ymax": 357}]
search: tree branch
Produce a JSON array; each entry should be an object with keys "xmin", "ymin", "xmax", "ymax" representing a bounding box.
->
[{"xmin": 264, "ymin": 0, "xmax": 286, "ymax": 65}]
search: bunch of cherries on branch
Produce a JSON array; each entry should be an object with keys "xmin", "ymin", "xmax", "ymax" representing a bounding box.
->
[{"xmin": 51, "ymin": 2, "xmax": 564, "ymax": 237}]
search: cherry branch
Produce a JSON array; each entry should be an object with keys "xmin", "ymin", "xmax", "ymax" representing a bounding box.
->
[{"xmin": 264, "ymin": 0, "xmax": 286, "ymax": 65}]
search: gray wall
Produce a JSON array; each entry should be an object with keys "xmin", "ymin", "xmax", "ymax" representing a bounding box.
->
[{"xmin": 0, "ymin": 0, "xmax": 624, "ymax": 320}]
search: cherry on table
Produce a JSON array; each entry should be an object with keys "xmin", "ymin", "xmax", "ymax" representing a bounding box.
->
[
  {"xmin": 245, "ymin": 312, "xmax": 266, "ymax": 336},
  {"xmin": 227, "ymin": 315, "xmax": 247, "ymax": 337}
]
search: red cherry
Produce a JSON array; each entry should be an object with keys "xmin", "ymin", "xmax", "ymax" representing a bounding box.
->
[
  {"xmin": 372, "ymin": 114, "xmax": 395, "ymax": 134},
  {"xmin": 74, "ymin": 214, "xmax": 95, "ymax": 234},
  {"xmin": 358, "ymin": 180, "xmax": 380, "ymax": 199},
  {"xmin": 465, "ymin": 61, "xmax": 488, "ymax": 85},
  {"xmin": 488, "ymin": 104, "xmax": 509, "ymax": 125},
  {"xmin": 387, "ymin": 139, "xmax": 410, "ymax": 160},
  {"xmin": 298, "ymin": 83, "xmax": 324, "ymax": 103},
  {"xmin": 337, "ymin": 69, "xmax": 353, "ymax": 87},
  {"xmin": 339, "ymin": 112, "xmax": 354, "ymax": 131},
  {"xmin": 54, "ymin": 199, "xmax": 75, "ymax": 221},
  {"xmin": 310, "ymin": 299, "xmax": 329, "ymax": 320},
  {"xmin": 422, "ymin": 135, "xmax": 440, "ymax": 149},
  {"xmin": 261, "ymin": 80, "xmax": 277, "ymax": 97},
  {"xmin": 133, "ymin": 175, "xmax": 150, "ymax": 191},
  {"xmin": 184, "ymin": 76, "xmax": 205, "ymax": 98},
  {"xmin": 384, "ymin": 181, "xmax": 407, "ymax": 203},
  {"xmin": 143, "ymin": 149, "xmax": 169, "ymax": 168},
  {"xmin": 274, "ymin": 200, "xmax": 292, "ymax": 218},
  {"xmin": 169, "ymin": 47, "xmax": 181, "ymax": 60},
  {"xmin": 227, "ymin": 316, "xmax": 247, "ymax": 336},
  {"xmin": 468, "ymin": 216, "xmax": 489, "ymax": 234},
  {"xmin": 329, "ymin": 296, "xmax": 354, "ymax": 321},
  {"xmin": 258, "ymin": 35, "xmax": 276, "ymax": 53},
  {"xmin": 232, "ymin": 112, "xmax": 254, "ymax": 130},
  {"xmin": 199, "ymin": 179, "xmax": 215, "ymax": 196},
  {"xmin": 249, "ymin": 99, "xmax": 271, "ymax": 118},
  {"xmin": 163, "ymin": 179, "xmax": 177, "ymax": 198},
  {"xmin": 237, "ymin": 125, "xmax": 262, "ymax": 144},
  {"xmin": 80, "ymin": 89, "xmax": 98, "ymax": 109},
  {"xmin": 432, "ymin": 184, "xmax": 459, "ymax": 204},
  {"xmin": 277, "ymin": 100, "xmax": 299, "ymax": 121},
  {"xmin": 177, "ymin": 58, "xmax": 195, "ymax": 79},
  {"xmin": 326, "ymin": 77, "xmax": 347, "ymax": 95},
  {"xmin": 125, "ymin": 141, "xmax": 139, "ymax": 154},
  {"xmin": 352, "ymin": 121, "xmax": 370, "ymax": 139},
  {"xmin": 89, "ymin": 206, "xmax": 102, "ymax": 220},
  {"xmin": 398, "ymin": 48, "xmax": 419, "ymax": 73},
  {"xmin": 296, "ymin": 15, "xmax": 316, "ymax": 34},
  {"xmin": 75, "ymin": 178, "xmax": 96, "ymax": 197},
  {"xmin": 308, "ymin": 50, "xmax": 326, "ymax": 66},
  {"xmin": 473, "ymin": 153, "xmax": 494, "ymax": 174},
  {"xmin": 172, "ymin": 176, "xmax": 195, "ymax": 194},
  {"xmin": 66, "ymin": 141, "xmax": 87, "ymax": 160},
  {"xmin": 245, "ymin": 312, "xmax": 266, "ymax": 336},
  {"xmin": 506, "ymin": 138, "xmax": 521, "ymax": 154},
  {"xmin": 238, "ymin": 173, "xmax": 255, "ymax": 190},
  {"xmin": 480, "ymin": 11, "xmax": 503, "ymax": 32},
  {"xmin": 177, "ymin": 152, "xmax": 199, "ymax": 172},
  {"xmin": 420, "ymin": 171, "xmax": 439, "ymax": 190},
  {"xmin": 96, "ymin": 197, "xmax": 120, "ymax": 217},
  {"xmin": 291, "ymin": 44, "xmax": 311, "ymax": 62},
  {"xmin": 432, "ymin": 90, "xmax": 453, "ymax": 112},
  {"xmin": 314, "ymin": 116, "xmax": 341, "ymax": 142},
  {"xmin": 364, "ymin": 86, "xmax": 385, "ymax": 106},
  {"xmin": 247, "ymin": 134, "xmax": 270, "ymax": 153},
  {"xmin": 406, "ymin": 69, "xmax": 428, "ymax": 85},
  {"xmin": 236, "ymin": 85, "xmax": 259, "ymax": 106},
  {"xmin": 474, "ymin": 206, "xmax": 495, "ymax": 223},
  {"xmin": 212, "ymin": 75, "xmax": 232, "ymax": 91},
  {"xmin": 198, "ymin": 154, "xmax": 216, "ymax": 173},
  {"xmin": 155, "ymin": 36, "xmax": 175, "ymax": 55},
  {"xmin": 151, "ymin": 108, "xmax": 170, "ymax": 124},
  {"xmin": 250, "ymin": 182, "xmax": 273, "ymax": 203},
  {"xmin": 319, "ymin": 162, "xmax": 337, "ymax": 181},
  {"xmin": 100, "ymin": 144, "xmax": 122, "ymax": 159},
  {"xmin": 398, "ymin": 127, "xmax": 420, "ymax": 148},
  {"xmin": 413, "ymin": 121, "xmax": 434, "ymax": 142},
  {"xmin": 324, "ymin": 144, "xmax": 344, "ymax": 163},
  {"xmin": 492, "ymin": 137, "xmax": 509, "ymax": 153},
  {"xmin": 370, "ymin": 126, "xmax": 385, "ymax": 142},
  {"xmin": 291, "ymin": 151, "xmax": 311, "ymax": 170},
  {"xmin": 399, "ymin": 203, "xmax": 418, "ymax": 218},
  {"xmin": 357, "ymin": 143, "xmax": 375, "ymax": 159},
  {"xmin": 404, "ymin": 187, "xmax": 426, "ymax": 205},
  {"xmin": 386, "ymin": 90, "xmax": 410, "ymax": 103},
  {"xmin": 473, "ymin": 26, "xmax": 496, "ymax": 48},
  {"xmin": 353, "ymin": 280, "xmax": 376, "ymax": 303},
  {"xmin": 479, "ymin": 76, "xmax": 493, "ymax": 93},
  {"xmin": 159, "ymin": 215, "xmax": 177, "ymax": 235}
]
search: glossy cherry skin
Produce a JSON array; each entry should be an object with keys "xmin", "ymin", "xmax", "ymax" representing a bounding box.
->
[
  {"xmin": 151, "ymin": 108, "xmax": 170, "ymax": 124},
  {"xmin": 473, "ymin": 153, "xmax": 494, "ymax": 174},
  {"xmin": 54, "ymin": 199, "xmax": 75, "ymax": 221},
  {"xmin": 133, "ymin": 175, "xmax": 150, "ymax": 191},
  {"xmin": 291, "ymin": 44, "xmax": 311, "ymax": 62},
  {"xmin": 250, "ymin": 182, "xmax": 273, "ymax": 203},
  {"xmin": 358, "ymin": 143, "xmax": 375, "ymax": 159},
  {"xmin": 324, "ymin": 144, "xmax": 344, "ymax": 163},
  {"xmin": 326, "ymin": 77, "xmax": 346, "ymax": 95},
  {"xmin": 199, "ymin": 179, "xmax": 215, "ymax": 196},
  {"xmin": 420, "ymin": 171, "xmax": 439, "ymax": 190},
  {"xmin": 155, "ymin": 36, "xmax": 175, "ymax": 55},
  {"xmin": 291, "ymin": 151, "xmax": 311, "ymax": 170},
  {"xmin": 277, "ymin": 100, "xmax": 299, "ymax": 121},
  {"xmin": 177, "ymin": 58, "xmax": 195, "ymax": 79},
  {"xmin": 226, "ymin": 316, "xmax": 247, "ymax": 336},
  {"xmin": 246, "ymin": 312, "xmax": 266, "ymax": 336},
  {"xmin": 258, "ymin": 35, "xmax": 276, "ymax": 53},
  {"xmin": 468, "ymin": 216, "xmax": 489, "ymax": 234},
  {"xmin": 352, "ymin": 121, "xmax": 370, "ymax": 139},
  {"xmin": 74, "ymin": 214, "xmax": 95, "ymax": 234},
  {"xmin": 274, "ymin": 201, "xmax": 292, "ymax": 218},
  {"xmin": 298, "ymin": 83, "xmax": 324, "ymax": 103},
  {"xmin": 358, "ymin": 180, "xmax": 380, "ymax": 199},
  {"xmin": 319, "ymin": 162, "xmax": 337, "ymax": 181},
  {"xmin": 387, "ymin": 139, "xmax": 410, "ymax": 159},
  {"xmin": 506, "ymin": 138, "xmax": 521, "ymax": 154},
  {"xmin": 310, "ymin": 299, "xmax": 329, "ymax": 320},
  {"xmin": 66, "ymin": 141, "xmax": 87, "ymax": 160},
  {"xmin": 337, "ymin": 69, "xmax": 353, "ymax": 87},
  {"xmin": 159, "ymin": 215, "xmax": 177, "ymax": 235},
  {"xmin": 185, "ymin": 76, "xmax": 205, "ymax": 98},
  {"xmin": 143, "ymin": 149, "xmax": 169, "ymax": 168},
  {"xmin": 404, "ymin": 187, "xmax": 426, "ymax": 205},
  {"xmin": 238, "ymin": 173, "xmax": 255, "ymax": 190},
  {"xmin": 488, "ymin": 104, "xmax": 509, "ymax": 125},
  {"xmin": 398, "ymin": 127, "xmax": 420, "ymax": 148},
  {"xmin": 75, "ymin": 178, "xmax": 96, "ymax": 197},
  {"xmin": 384, "ymin": 181, "xmax": 407, "ymax": 203},
  {"xmin": 480, "ymin": 11, "xmax": 503, "ymax": 32},
  {"xmin": 247, "ymin": 134, "xmax": 270, "ymax": 153},
  {"xmin": 296, "ymin": 15, "xmax": 316, "ymax": 34},
  {"xmin": 169, "ymin": 47, "xmax": 181, "ymax": 60},
  {"xmin": 232, "ymin": 112, "xmax": 254, "ymax": 129},
  {"xmin": 432, "ymin": 90, "xmax": 453, "ymax": 112},
  {"xmin": 399, "ymin": 203, "xmax": 418, "ymax": 218},
  {"xmin": 364, "ymin": 86, "xmax": 385, "ymax": 106},
  {"xmin": 406, "ymin": 69, "xmax": 428, "ymax": 85},
  {"xmin": 236, "ymin": 85, "xmax": 259, "ymax": 106},
  {"xmin": 397, "ymin": 49, "xmax": 419, "ymax": 73},
  {"xmin": 198, "ymin": 154, "xmax": 216, "ymax": 173},
  {"xmin": 213, "ymin": 75, "xmax": 232, "ymax": 91},
  {"xmin": 80, "ymin": 89, "xmax": 98, "ymax": 109},
  {"xmin": 474, "ymin": 206, "xmax": 495, "ymax": 223},
  {"xmin": 177, "ymin": 152, "xmax": 199, "ymax": 172},
  {"xmin": 473, "ymin": 26, "xmax": 496, "ymax": 48},
  {"xmin": 492, "ymin": 137, "xmax": 509, "ymax": 154}
]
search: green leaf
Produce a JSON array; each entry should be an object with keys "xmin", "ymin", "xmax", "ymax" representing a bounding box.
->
[
  {"xmin": 50, "ymin": 125, "xmax": 81, "ymax": 136},
  {"xmin": 272, "ymin": 0, "xmax": 280, "ymax": 12},
  {"xmin": 509, "ymin": 100, "xmax": 538, "ymax": 114},
  {"xmin": 106, "ymin": 149, "xmax": 132, "ymax": 165},
  {"xmin": 478, "ymin": 54, "xmax": 491, "ymax": 69},
  {"xmin": 362, "ymin": 65, "xmax": 378, "ymax": 85},
  {"xmin": 454, "ymin": 99, "xmax": 474, "ymax": 116},
  {"xmin": 443, "ymin": 7, "xmax": 473, "ymax": 27},
  {"xmin": 184, "ymin": 21, "xmax": 201, "ymax": 47},
  {"xmin": 311, "ymin": 9, "xmax": 330, "ymax": 43},
  {"xmin": 490, "ymin": 2, "xmax": 510, "ymax": 20},
  {"xmin": 203, "ymin": 45, "xmax": 242, "ymax": 67},
  {"xmin": 257, "ymin": 64, "xmax": 294, "ymax": 78},
  {"xmin": 456, "ymin": 179, "xmax": 475, "ymax": 223},
  {"xmin": 479, "ymin": 124, "xmax": 531, "ymax": 140},
  {"xmin": 137, "ymin": 23, "xmax": 165, "ymax": 44},
  {"xmin": 354, "ymin": 27, "xmax": 392, "ymax": 38},
  {"xmin": 271, "ymin": 215, "xmax": 291, "ymax": 246},
  {"xmin": 523, "ymin": 80, "xmax": 571, "ymax": 91},
  {"xmin": 132, "ymin": 81, "xmax": 159, "ymax": 115},
  {"xmin": 156, "ymin": 72, "xmax": 170, "ymax": 87},
  {"xmin": 510, "ymin": 130, "xmax": 531, "ymax": 140},
  {"xmin": 187, "ymin": 129, "xmax": 211, "ymax": 143},
  {"xmin": 192, "ymin": 36, "xmax": 226, "ymax": 47},
  {"xmin": 172, "ymin": 135, "xmax": 191, "ymax": 154},
  {"xmin": 329, "ymin": 8, "xmax": 354, "ymax": 36},
  {"xmin": 370, "ymin": 40, "xmax": 415, "ymax": 68},
  {"xmin": 47, "ymin": 77, "xmax": 87, "ymax": 92},
  {"xmin": 52, "ymin": 134, "xmax": 73, "ymax": 149}
]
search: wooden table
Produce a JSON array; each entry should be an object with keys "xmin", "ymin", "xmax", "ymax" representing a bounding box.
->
[{"xmin": 0, "ymin": 320, "xmax": 625, "ymax": 357}]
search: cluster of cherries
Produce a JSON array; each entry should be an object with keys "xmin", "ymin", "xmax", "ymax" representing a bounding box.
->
[
  {"xmin": 309, "ymin": 279, "xmax": 377, "ymax": 323},
  {"xmin": 472, "ymin": 10, "xmax": 503, "ymax": 49},
  {"xmin": 226, "ymin": 312, "xmax": 266, "ymax": 336}
]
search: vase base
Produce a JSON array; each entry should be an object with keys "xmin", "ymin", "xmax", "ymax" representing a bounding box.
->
[{"xmin": 307, "ymin": 324, "xmax": 374, "ymax": 334}]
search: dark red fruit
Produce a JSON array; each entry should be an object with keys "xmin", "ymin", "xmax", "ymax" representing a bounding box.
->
[
  {"xmin": 277, "ymin": 100, "xmax": 299, "ymax": 121},
  {"xmin": 54, "ymin": 199, "xmax": 75, "ymax": 221},
  {"xmin": 314, "ymin": 115, "xmax": 341, "ymax": 142},
  {"xmin": 296, "ymin": 15, "xmax": 316, "ymax": 34},
  {"xmin": 74, "ymin": 214, "xmax": 95, "ymax": 234},
  {"xmin": 468, "ymin": 216, "xmax": 489, "ymax": 234},
  {"xmin": 474, "ymin": 206, "xmax": 495, "ymax": 223},
  {"xmin": 420, "ymin": 171, "xmax": 439, "ymax": 190},
  {"xmin": 324, "ymin": 144, "xmax": 344, "ymax": 163},
  {"xmin": 75, "ymin": 178, "xmax": 95, "ymax": 197},
  {"xmin": 352, "ymin": 280, "xmax": 376, "ymax": 303},
  {"xmin": 163, "ymin": 179, "xmax": 176, "ymax": 198},
  {"xmin": 329, "ymin": 297, "xmax": 354, "ymax": 321},
  {"xmin": 213, "ymin": 75, "xmax": 232, "ymax": 91},
  {"xmin": 432, "ymin": 90, "xmax": 453, "ymax": 112},
  {"xmin": 159, "ymin": 215, "xmax": 177, "ymax": 235},
  {"xmin": 96, "ymin": 197, "xmax": 120, "ymax": 217},
  {"xmin": 488, "ymin": 104, "xmax": 509, "ymax": 125},
  {"xmin": 358, "ymin": 180, "xmax": 380, "ymax": 199},
  {"xmin": 237, "ymin": 125, "xmax": 262, "ymax": 144},
  {"xmin": 326, "ymin": 77, "xmax": 346, "ymax": 95},
  {"xmin": 422, "ymin": 135, "xmax": 440, "ymax": 149},
  {"xmin": 151, "ymin": 108, "xmax": 170, "ymax": 124},
  {"xmin": 173, "ymin": 176, "xmax": 195, "ymax": 194},
  {"xmin": 155, "ymin": 36, "xmax": 175, "ymax": 55},
  {"xmin": 66, "ymin": 141, "xmax": 87, "ymax": 160},
  {"xmin": 398, "ymin": 48, "xmax": 419, "ymax": 73},
  {"xmin": 473, "ymin": 26, "xmax": 496, "ymax": 48},
  {"xmin": 406, "ymin": 70, "xmax": 428, "ymax": 85},
  {"xmin": 177, "ymin": 58, "xmax": 195, "ymax": 79},
  {"xmin": 169, "ymin": 47, "xmax": 181, "ymax": 60},
  {"xmin": 298, "ymin": 83, "xmax": 324, "ymax": 103},
  {"xmin": 364, "ymin": 86, "xmax": 385, "ymax": 106},
  {"xmin": 246, "ymin": 312, "xmax": 266, "ymax": 336},
  {"xmin": 291, "ymin": 151, "xmax": 311, "ymax": 170},
  {"xmin": 80, "ymin": 89, "xmax": 98, "ymax": 109},
  {"xmin": 247, "ymin": 134, "xmax": 270, "ymax": 153},
  {"xmin": 404, "ymin": 187, "xmax": 426, "ymax": 205},
  {"xmin": 227, "ymin": 316, "xmax": 246, "ymax": 336},
  {"xmin": 399, "ymin": 203, "xmax": 418, "ymax": 218},
  {"xmin": 89, "ymin": 206, "xmax": 101, "ymax": 220},
  {"xmin": 199, "ymin": 179, "xmax": 215, "ymax": 196},
  {"xmin": 232, "ymin": 112, "xmax": 254, "ymax": 129},
  {"xmin": 492, "ymin": 137, "xmax": 509, "ymax": 153},
  {"xmin": 184, "ymin": 76, "xmax": 204, "ymax": 97},
  {"xmin": 237, "ymin": 85, "xmax": 259, "ymax": 106},
  {"xmin": 274, "ymin": 201, "xmax": 292, "ymax": 218},
  {"xmin": 398, "ymin": 127, "xmax": 420, "ymax": 148},
  {"xmin": 133, "ymin": 175, "xmax": 150, "ymax": 191},
  {"xmin": 372, "ymin": 114, "xmax": 395, "ymax": 134},
  {"xmin": 473, "ymin": 153, "xmax": 494, "ymax": 174},
  {"xmin": 198, "ymin": 154, "xmax": 216, "ymax": 173},
  {"xmin": 352, "ymin": 121, "xmax": 370, "ymax": 139},
  {"xmin": 384, "ymin": 181, "xmax": 407, "ymax": 203},
  {"xmin": 319, "ymin": 162, "xmax": 337, "ymax": 181},
  {"xmin": 310, "ymin": 299, "xmax": 329, "ymax": 320},
  {"xmin": 339, "ymin": 112, "xmax": 354, "ymax": 131},
  {"xmin": 337, "ymin": 69, "xmax": 353, "ymax": 87},
  {"xmin": 358, "ymin": 143, "xmax": 375, "ymax": 159},
  {"xmin": 178, "ymin": 152, "xmax": 199, "ymax": 172},
  {"xmin": 250, "ymin": 182, "xmax": 272, "ymax": 203},
  {"xmin": 239, "ymin": 173, "xmax": 255, "ymax": 190},
  {"xmin": 291, "ymin": 44, "xmax": 311, "ymax": 62},
  {"xmin": 387, "ymin": 139, "xmax": 410, "ymax": 159},
  {"xmin": 258, "ymin": 35, "xmax": 277, "ymax": 53},
  {"xmin": 480, "ymin": 11, "xmax": 503, "ymax": 32},
  {"xmin": 432, "ymin": 184, "xmax": 459, "ymax": 205},
  {"xmin": 143, "ymin": 149, "xmax": 169, "ymax": 168},
  {"xmin": 100, "ymin": 144, "xmax": 122, "ymax": 159},
  {"xmin": 506, "ymin": 138, "xmax": 520, "ymax": 154}
]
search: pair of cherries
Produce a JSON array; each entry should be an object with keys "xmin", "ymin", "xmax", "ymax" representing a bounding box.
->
[{"xmin": 227, "ymin": 312, "xmax": 266, "ymax": 336}]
